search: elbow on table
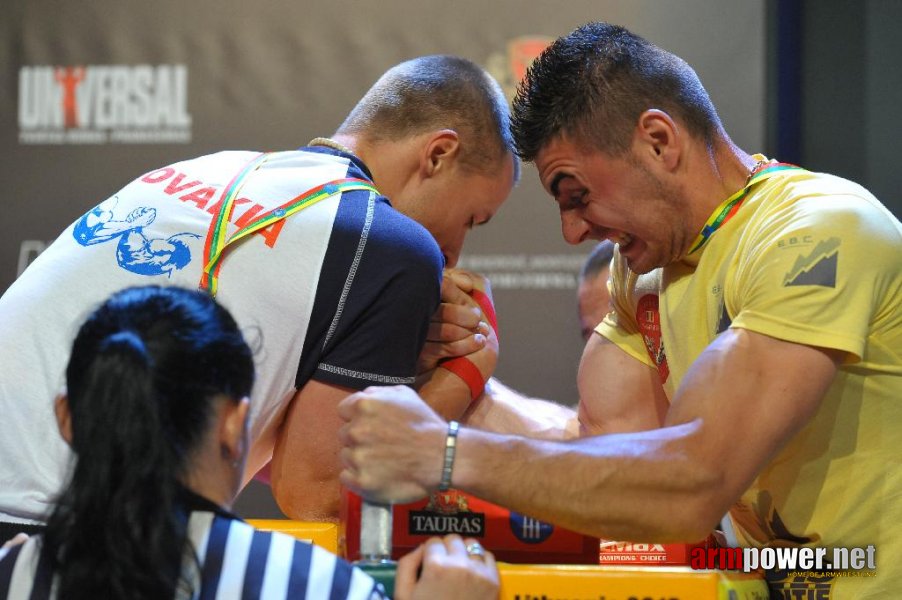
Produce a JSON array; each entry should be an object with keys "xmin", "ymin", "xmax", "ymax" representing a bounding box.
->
[
  {"xmin": 271, "ymin": 475, "xmax": 341, "ymax": 523},
  {"xmin": 670, "ymin": 465, "xmax": 733, "ymax": 543}
]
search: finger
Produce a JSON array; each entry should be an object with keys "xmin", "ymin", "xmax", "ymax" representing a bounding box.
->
[
  {"xmin": 338, "ymin": 446, "xmax": 357, "ymax": 470},
  {"xmin": 445, "ymin": 269, "xmax": 476, "ymax": 293},
  {"xmin": 442, "ymin": 533, "xmax": 467, "ymax": 556},
  {"xmin": 482, "ymin": 547, "xmax": 497, "ymax": 572},
  {"xmin": 426, "ymin": 321, "xmax": 485, "ymax": 343},
  {"xmin": 426, "ymin": 321, "xmax": 472, "ymax": 343},
  {"xmin": 462, "ymin": 537, "xmax": 488, "ymax": 563},
  {"xmin": 337, "ymin": 422, "xmax": 353, "ymax": 446},
  {"xmin": 422, "ymin": 535, "xmax": 449, "ymax": 564},
  {"xmin": 442, "ymin": 280, "xmax": 477, "ymax": 307},
  {"xmin": 338, "ymin": 468, "xmax": 359, "ymax": 492},
  {"xmin": 336, "ymin": 392, "xmax": 361, "ymax": 421},
  {"xmin": 395, "ymin": 544, "xmax": 426, "ymax": 599},
  {"xmin": 432, "ymin": 335, "xmax": 487, "ymax": 361},
  {"xmin": 433, "ymin": 303, "xmax": 483, "ymax": 330}
]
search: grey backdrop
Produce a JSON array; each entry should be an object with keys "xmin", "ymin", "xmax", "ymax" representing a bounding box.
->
[{"xmin": 2, "ymin": 0, "xmax": 766, "ymax": 517}]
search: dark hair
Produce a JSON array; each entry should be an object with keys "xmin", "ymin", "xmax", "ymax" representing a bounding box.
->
[
  {"xmin": 512, "ymin": 22, "xmax": 723, "ymax": 161},
  {"xmin": 579, "ymin": 240, "xmax": 615, "ymax": 282},
  {"xmin": 42, "ymin": 285, "xmax": 254, "ymax": 600},
  {"xmin": 339, "ymin": 54, "xmax": 519, "ymax": 179}
]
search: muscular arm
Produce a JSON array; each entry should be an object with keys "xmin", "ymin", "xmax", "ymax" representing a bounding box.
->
[
  {"xmin": 270, "ymin": 380, "xmax": 356, "ymax": 522},
  {"xmin": 461, "ymin": 377, "xmax": 579, "ymax": 439},
  {"xmin": 453, "ymin": 329, "xmax": 841, "ymax": 541},
  {"xmin": 459, "ymin": 333, "xmax": 665, "ymax": 440},
  {"xmin": 340, "ymin": 328, "xmax": 841, "ymax": 542},
  {"xmin": 577, "ymin": 333, "xmax": 668, "ymax": 435}
]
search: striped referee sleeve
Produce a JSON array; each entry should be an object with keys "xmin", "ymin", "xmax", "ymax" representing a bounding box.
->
[
  {"xmin": 187, "ymin": 512, "xmax": 384, "ymax": 600},
  {"xmin": 1, "ymin": 537, "xmax": 54, "ymax": 600}
]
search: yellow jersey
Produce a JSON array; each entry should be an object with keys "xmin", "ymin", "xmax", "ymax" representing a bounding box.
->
[{"xmin": 597, "ymin": 161, "xmax": 902, "ymax": 598}]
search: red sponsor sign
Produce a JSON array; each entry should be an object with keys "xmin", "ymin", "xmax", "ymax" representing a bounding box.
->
[{"xmin": 340, "ymin": 488, "xmax": 598, "ymax": 564}]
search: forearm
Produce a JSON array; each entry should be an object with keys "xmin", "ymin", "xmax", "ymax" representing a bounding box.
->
[
  {"xmin": 449, "ymin": 422, "xmax": 723, "ymax": 542},
  {"xmin": 462, "ymin": 378, "xmax": 579, "ymax": 440},
  {"xmin": 415, "ymin": 368, "xmax": 474, "ymax": 421}
]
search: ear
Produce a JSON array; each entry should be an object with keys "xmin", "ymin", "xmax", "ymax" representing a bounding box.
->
[
  {"xmin": 634, "ymin": 109, "xmax": 680, "ymax": 171},
  {"xmin": 220, "ymin": 396, "xmax": 250, "ymax": 462},
  {"xmin": 419, "ymin": 129, "xmax": 461, "ymax": 178},
  {"xmin": 54, "ymin": 393, "xmax": 73, "ymax": 446}
]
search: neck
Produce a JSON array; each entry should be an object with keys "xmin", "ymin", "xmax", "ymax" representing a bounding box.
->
[
  {"xmin": 309, "ymin": 134, "xmax": 357, "ymax": 156},
  {"xmin": 688, "ymin": 140, "xmax": 756, "ymax": 218},
  {"xmin": 667, "ymin": 138, "xmax": 755, "ymax": 262},
  {"xmin": 330, "ymin": 133, "xmax": 422, "ymax": 204},
  {"xmin": 180, "ymin": 450, "xmax": 241, "ymax": 511},
  {"xmin": 309, "ymin": 133, "xmax": 400, "ymax": 198},
  {"xmin": 709, "ymin": 139, "xmax": 757, "ymax": 198}
]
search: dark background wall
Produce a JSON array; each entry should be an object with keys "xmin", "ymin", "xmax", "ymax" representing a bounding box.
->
[{"xmin": 769, "ymin": 0, "xmax": 901, "ymax": 218}]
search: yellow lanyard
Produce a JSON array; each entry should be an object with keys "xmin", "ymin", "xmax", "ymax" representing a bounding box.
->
[{"xmin": 199, "ymin": 151, "xmax": 378, "ymax": 296}]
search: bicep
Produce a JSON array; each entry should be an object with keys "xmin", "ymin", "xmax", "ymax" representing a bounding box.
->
[
  {"xmin": 577, "ymin": 333, "xmax": 668, "ymax": 436},
  {"xmin": 270, "ymin": 379, "xmax": 356, "ymax": 520},
  {"xmin": 665, "ymin": 328, "xmax": 843, "ymax": 506}
]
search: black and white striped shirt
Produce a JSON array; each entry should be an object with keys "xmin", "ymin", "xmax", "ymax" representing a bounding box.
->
[{"xmin": 0, "ymin": 505, "xmax": 386, "ymax": 599}]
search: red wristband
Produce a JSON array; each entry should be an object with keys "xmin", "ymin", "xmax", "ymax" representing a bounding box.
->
[{"xmin": 440, "ymin": 356, "xmax": 486, "ymax": 401}]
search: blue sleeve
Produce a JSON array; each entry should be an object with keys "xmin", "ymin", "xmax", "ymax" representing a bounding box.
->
[{"xmin": 299, "ymin": 194, "xmax": 443, "ymax": 390}]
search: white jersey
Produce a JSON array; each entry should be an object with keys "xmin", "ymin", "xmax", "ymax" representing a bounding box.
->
[{"xmin": 0, "ymin": 150, "xmax": 351, "ymax": 522}]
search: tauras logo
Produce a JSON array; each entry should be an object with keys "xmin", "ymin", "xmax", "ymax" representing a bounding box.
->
[
  {"xmin": 18, "ymin": 65, "xmax": 192, "ymax": 145},
  {"xmin": 408, "ymin": 511, "xmax": 485, "ymax": 536}
]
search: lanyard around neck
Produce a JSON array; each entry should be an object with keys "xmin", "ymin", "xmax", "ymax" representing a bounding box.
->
[
  {"xmin": 688, "ymin": 160, "xmax": 802, "ymax": 255},
  {"xmin": 199, "ymin": 151, "xmax": 378, "ymax": 296}
]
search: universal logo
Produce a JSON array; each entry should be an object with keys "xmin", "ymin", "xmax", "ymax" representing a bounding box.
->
[
  {"xmin": 18, "ymin": 65, "xmax": 192, "ymax": 145},
  {"xmin": 408, "ymin": 491, "xmax": 485, "ymax": 537}
]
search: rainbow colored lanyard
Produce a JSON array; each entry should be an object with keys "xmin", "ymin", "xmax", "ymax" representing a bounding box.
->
[
  {"xmin": 688, "ymin": 161, "xmax": 802, "ymax": 255},
  {"xmin": 200, "ymin": 151, "xmax": 378, "ymax": 296}
]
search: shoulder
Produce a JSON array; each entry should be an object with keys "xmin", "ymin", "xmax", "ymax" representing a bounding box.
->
[
  {"xmin": 333, "ymin": 192, "xmax": 444, "ymax": 281},
  {"xmin": 750, "ymin": 170, "xmax": 900, "ymax": 241},
  {"xmin": 240, "ymin": 525, "xmax": 381, "ymax": 599},
  {"xmin": 371, "ymin": 200, "xmax": 444, "ymax": 271},
  {"xmin": 191, "ymin": 515, "xmax": 380, "ymax": 598}
]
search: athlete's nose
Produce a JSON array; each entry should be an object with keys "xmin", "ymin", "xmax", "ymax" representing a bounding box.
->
[{"xmin": 561, "ymin": 211, "xmax": 590, "ymax": 245}]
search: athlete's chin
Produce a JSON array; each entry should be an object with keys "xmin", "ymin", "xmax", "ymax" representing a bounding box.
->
[
  {"xmin": 620, "ymin": 240, "xmax": 659, "ymax": 274},
  {"xmin": 624, "ymin": 259, "xmax": 656, "ymax": 275}
]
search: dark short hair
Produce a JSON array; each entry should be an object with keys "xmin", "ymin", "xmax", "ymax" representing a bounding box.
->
[
  {"xmin": 512, "ymin": 22, "xmax": 723, "ymax": 161},
  {"xmin": 579, "ymin": 240, "xmax": 615, "ymax": 282},
  {"xmin": 340, "ymin": 55, "xmax": 518, "ymax": 179}
]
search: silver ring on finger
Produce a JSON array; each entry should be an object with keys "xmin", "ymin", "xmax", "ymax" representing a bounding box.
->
[{"xmin": 465, "ymin": 541, "xmax": 486, "ymax": 561}]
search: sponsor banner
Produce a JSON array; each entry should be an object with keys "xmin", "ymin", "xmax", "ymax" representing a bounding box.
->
[
  {"xmin": 340, "ymin": 487, "xmax": 598, "ymax": 564},
  {"xmin": 458, "ymin": 253, "xmax": 586, "ymax": 290},
  {"xmin": 18, "ymin": 65, "xmax": 192, "ymax": 145},
  {"xmin": 484, "ymin": 36, "xmax": 553, "ymax": 100},
  {"xmin": 599, "ymin": 538, "xmax": 714, "ymax": 566}
]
